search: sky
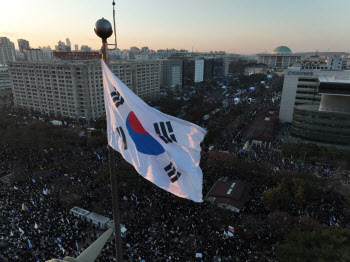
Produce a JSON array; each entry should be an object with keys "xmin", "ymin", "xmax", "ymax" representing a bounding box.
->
[{"xmin": 1, "ymin": 0, "xmax": 350, "ymax": 54}]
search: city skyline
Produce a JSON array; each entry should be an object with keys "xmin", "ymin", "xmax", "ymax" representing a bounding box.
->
[{"xmin": 1, "ymin": 0, "xmax": 350, "ymax": 54}]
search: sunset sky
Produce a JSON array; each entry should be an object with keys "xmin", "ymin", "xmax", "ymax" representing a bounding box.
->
[{"xmin": 1, "ymin": 0, "xmax": 350, "ymax": 54}]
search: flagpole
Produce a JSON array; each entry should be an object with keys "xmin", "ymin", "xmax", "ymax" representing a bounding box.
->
[{"xmin": 95, "ymin": 18, "xmax": 123, "ymax": 262}]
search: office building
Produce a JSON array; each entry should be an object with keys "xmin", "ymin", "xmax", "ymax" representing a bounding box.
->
[
  {"xmin": 0, "ymin": 37, "xmax": 16, "ymax": 65},
  {"xmin": 74, "ymin": 44, "xmax": 79, "ymax": 52},
  {"xmin": 66, "ymin": 38, "xmax": 71, "ymax": 48},
  {"xmin": 213, "ymin": 57, "xmax": 224, "ymax": 77},
  {"xmin": 160, "ymin": 59, "xmax": 182, "ymax": 88},
  {"xmin": 203, "ymin": 57, "xmax": 229, "ymax": 80},
  {"xmin": 18, "ymin": 39, "xmax": 30, "ymax": 53},
  {"xmin": 204, "ymin": 59, "xmax": 213, "ymax": 80},
  {"xmin": 224, "ymin": 58, "xmax": 231, "ymax": 76},
  {"xmin": 257, "ymin": 46, "xmax": 302, "ymax": 68},
  {"xmin": 9, "ymin": 60, "xmax": 159, "ymax": 120},
  {"xmin": 290, "ymin": 75, "xmax": 350, "ymax": 146},
  {"xmin": 280, "ymin": 64, "xmax": 350, "ymax": 123},
  {"xmin": 194, "ymin": 59, "xmax": 204, "ymax": 83},
  {"xmin": 279, "ymin": 63, "xmax": 350, "ymax": 146},
  {"xmin": 0, "ymin": 66, "xmax": 11, "ymax": 96}
]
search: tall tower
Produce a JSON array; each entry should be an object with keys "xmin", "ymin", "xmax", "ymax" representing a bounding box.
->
[
  {"xmin": 66, "ymin": 38, "xmax": 71, "ymax": 47},
  {"xmin": 18, "ymin": 39, "xmax": 30, "ymax": 53},
  {"xmin": 0, "ymin": 37, "xmax": 16, "ymax": 65}
]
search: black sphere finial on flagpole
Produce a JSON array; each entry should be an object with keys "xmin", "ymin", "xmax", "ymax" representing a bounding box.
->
[
  {"xmin": 94, "ymin": 18, "xmax": 113, "ymax": 42},
  {"xmin": 94, "ymin": 18, "xmax": 113, "ymax": 65}
]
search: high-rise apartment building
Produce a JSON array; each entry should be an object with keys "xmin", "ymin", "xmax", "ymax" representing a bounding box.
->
[
  {"xmin": 18, "ymin": 39, "xmax": 30, "ymax": 53},
  {"xmin": 0, "ymin": 37, "xmax": 16, "ymax": 65},
  {"xmin": 9, "ymin": 60, "xmax": 160, "ymax": 120},
  {"xmin": 0, "ymin": 66, "xmax": 11, "ymax": 96},
  {"xmin": 24, "ymin": 49, "xmax": 43, "ymax": 62},
  {"xmin": 126, "ymin": 60, "xmax": 160, "ymax": 101}
]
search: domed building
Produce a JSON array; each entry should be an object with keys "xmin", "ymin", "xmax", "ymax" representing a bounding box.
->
[
  {"xmin": 272, "ymin": 46, "xmax": 292, "ymax": 54},
  {"xmin": 257, "ymin": 46, "xmax": 302, "ymax": 68}
]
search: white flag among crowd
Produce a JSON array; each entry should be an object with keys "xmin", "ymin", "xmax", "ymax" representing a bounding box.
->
[{"xmin": 102, "ymin": 60, "xmax": 207, "ymax": 202}]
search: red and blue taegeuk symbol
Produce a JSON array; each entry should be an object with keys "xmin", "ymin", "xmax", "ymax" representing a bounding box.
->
[{"xmin": 126, "ymin": 111, "xmax": 165, "ymax": 155}]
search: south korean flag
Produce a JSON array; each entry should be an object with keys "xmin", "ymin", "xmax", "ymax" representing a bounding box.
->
[{"xmin": 102, "ymin": 60, "xmax": 207, "ymax": 202}]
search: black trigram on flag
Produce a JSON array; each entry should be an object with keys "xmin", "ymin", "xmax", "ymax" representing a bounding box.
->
[
  {"xmin": 164, "ymin": 162, "xmax": 182, "ymax": 183},
  {"xmin": 110, "ymin": 87, "xmax": 124, "ymax": 108},
  {"xmin": 116, "ymin": 126, "xmax": 128, "ymax": 150},
  {"xmin": 154, "ymin": 121, "xmax": 177, "ymax": 144}
]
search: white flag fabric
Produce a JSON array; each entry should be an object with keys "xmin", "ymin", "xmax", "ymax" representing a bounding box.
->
[{"xmin": 102, "ymin": 60, "xmax": 207, "ymax": 202}]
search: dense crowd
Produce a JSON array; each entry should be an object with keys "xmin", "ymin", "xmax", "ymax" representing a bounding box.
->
[
  {"xmin": 1, "ymin": 81, "xmax": 349, "ymax": 261},
  {"xmin": 0, "ymin": 146, "xmax": 279, "ymax": 262}
]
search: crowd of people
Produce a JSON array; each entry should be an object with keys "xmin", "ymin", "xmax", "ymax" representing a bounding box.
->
[
  {"xmin": 1, "ymin": 80, "xmax": 349, "ymax": 261},
  {"xmin": 0, "ymin": 148, "xmax": 279, "ymax": 262}
]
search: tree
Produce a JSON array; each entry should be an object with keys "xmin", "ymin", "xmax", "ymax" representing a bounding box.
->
[
  {"xmin": 229, "ymin": 59, "xmax": 246, "ymax": 73},
  {"xmin": 276, "ymin": 226, "xmax": 350, "ymax": 262},
  {"xmin": 263, "ymin": 176, "xmax": 316, "ymax": 211},
  {"xmin": 270, "ymin": 75, "xmax": 284, "ymax": 92}
]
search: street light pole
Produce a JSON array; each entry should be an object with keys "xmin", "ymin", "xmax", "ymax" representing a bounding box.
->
[{"xmin": 94, "ymin": 18, "xmax": 123, "ymax": 262}]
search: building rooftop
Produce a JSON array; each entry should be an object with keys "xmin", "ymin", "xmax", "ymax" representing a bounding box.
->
[
  {"xmin": 70, "ymin": 206, "xmax": 91, "ymax": 217},
  {"xmin": 243, "ymin": 108, "xmax": 279, "ymax": 142},
  {"xmin": 206, "ymin": 179, "xmax": 251, "ymax": 211},
  {"xmin": 272, "ymin": 46, "xmax": 292, "ymax": 54},
  {"xmin": 318, "ymin": 75, "xmax": 350, "ymax": 84},
  {"xmin": 257, "ymin": 53, "xmax": 301, "ymax": 57},
  {"xmin": 86, "ymin": 212, "xmax": 110, "ymax": 223}
]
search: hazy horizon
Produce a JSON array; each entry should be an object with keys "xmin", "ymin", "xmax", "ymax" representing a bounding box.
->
[{"xmin": 1, "ymin": 0, "xmax": 350, "ymax": 54}]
